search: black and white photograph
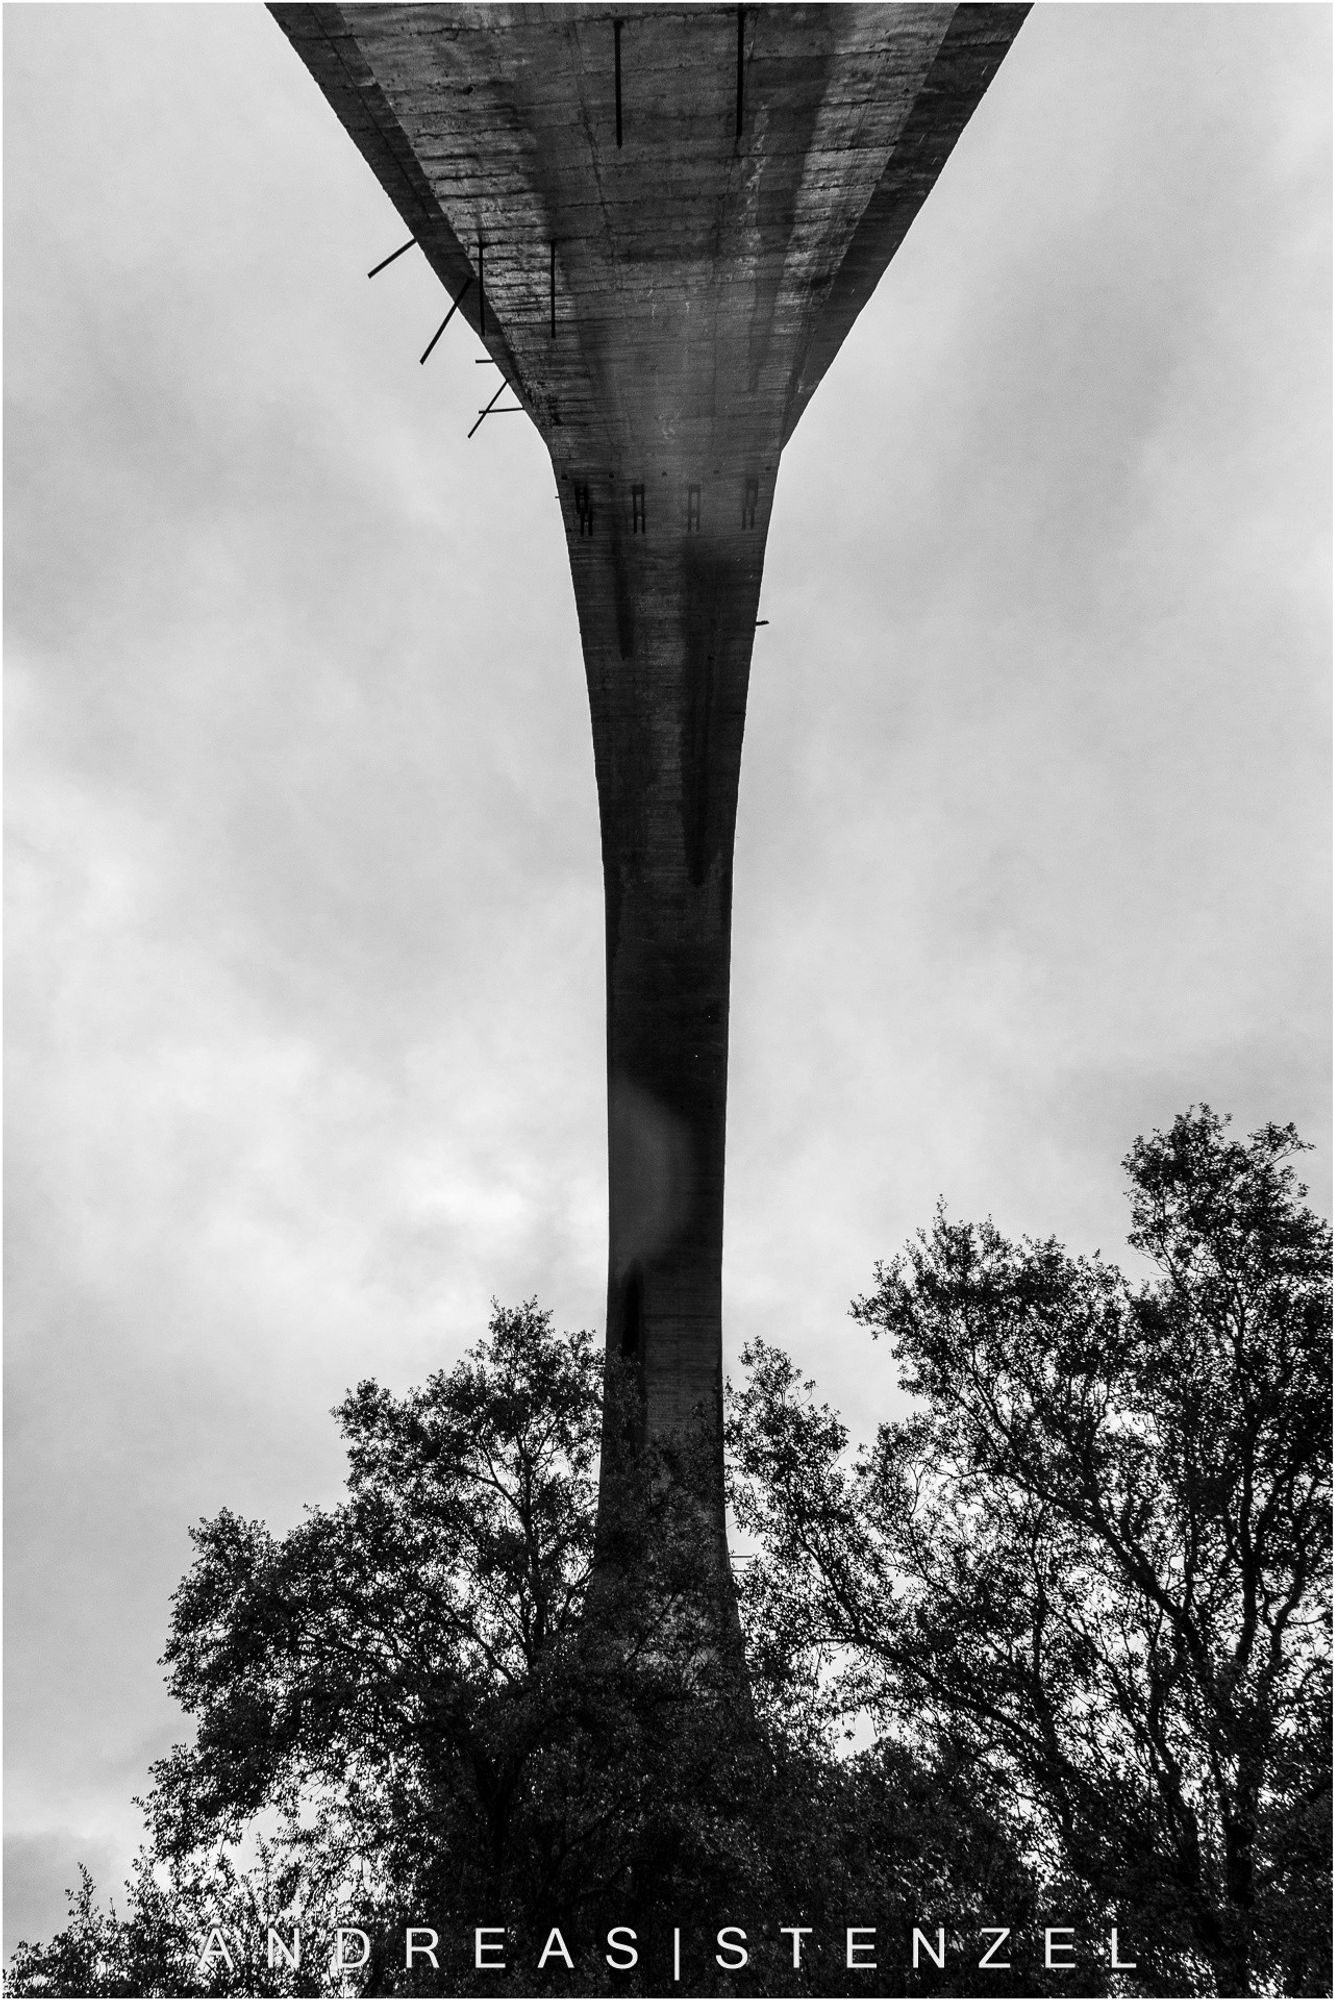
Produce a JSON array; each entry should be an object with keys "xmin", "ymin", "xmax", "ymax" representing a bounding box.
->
[{"xmin": 5, "ymin": 3, "xmax": 1330, "ymax": 1994}]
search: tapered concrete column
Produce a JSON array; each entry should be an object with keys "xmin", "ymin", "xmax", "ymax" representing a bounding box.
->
[
  {"xmin": 553, "ymin": 441, "xmax": 779, "ymax": 1638},
  {"xmin": 269, "ymin": 0, "xmax": 1030, "ymax": 1641},
  {"xmin": 562, "ymin": 461, "xmax": 775, "ymax": 1450}
]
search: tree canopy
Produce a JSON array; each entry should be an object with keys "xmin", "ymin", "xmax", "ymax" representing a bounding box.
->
[
  {"xmin": 9, "ymin": 1111, "xmax": 1330, "ymax": 1998},
  {"xmin": 730, "ymin": 1109, "xmax": 1331, "ymax": 1997}
]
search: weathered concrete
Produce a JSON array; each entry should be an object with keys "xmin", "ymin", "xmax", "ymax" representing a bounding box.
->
[{"xmin": 270, "ymin": 2, "xmax": 1027, "ymax": 1608}]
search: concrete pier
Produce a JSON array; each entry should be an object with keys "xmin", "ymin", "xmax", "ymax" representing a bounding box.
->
[{"xmin": 271, "ymin": 2, "xmax": 1027, "ymax": 1612}]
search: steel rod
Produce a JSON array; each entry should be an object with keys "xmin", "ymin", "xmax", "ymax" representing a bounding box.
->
[
  {"xmin": 467, "ymin": 380, "xmax": 511, "ymax": 438},
  {"xmin": 419, "ymin": 275, "xmax": 473, "ymax": 365},
  {"xmin": 614, "ymin": 20, "xmax": 623, "ymax": 146},
  {"xmin": 736, "ymin": 10, "xmax": 745, "ymax": 137},
  {"xmin": 368, "ymin": 238, "xmax": 415, "ymax": 279}
]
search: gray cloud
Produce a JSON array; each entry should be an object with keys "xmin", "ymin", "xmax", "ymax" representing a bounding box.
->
[{"xmin": 5, "ymin": 0, "xmax": 1328, "ymax": 1954}]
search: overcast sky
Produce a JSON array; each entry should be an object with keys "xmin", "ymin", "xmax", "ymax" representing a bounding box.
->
[{"xmin": 5, "ymin": 0, "xmax": 1329, "ymax": 1957}]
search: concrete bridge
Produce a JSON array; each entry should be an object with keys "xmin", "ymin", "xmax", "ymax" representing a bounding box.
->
[{"xmin": 271, "ymin": 1, "xmax": 1027, "ymax": 1626}]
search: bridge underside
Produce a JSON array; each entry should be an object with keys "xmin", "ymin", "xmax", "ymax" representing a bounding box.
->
[{"xmin": 271, "ymin": 1, "xmax": 1027, "ymax": 1613}]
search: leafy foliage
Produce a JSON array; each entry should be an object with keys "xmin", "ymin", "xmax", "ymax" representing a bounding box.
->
[
  {"xmin": 151, "ymin": 1302, "xmax": 602, "ymax": 1881},
  {"xmin": 10, "ymin": 1114, "xmax": 1329, "ymax": 1997},
  {"xmin": 730, "ymin": 1110, "xmax": 1332, "ymax": 1997}
]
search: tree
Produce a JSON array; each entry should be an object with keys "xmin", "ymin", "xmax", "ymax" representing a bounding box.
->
[
  {"xmin": 10, "ymin": 1301, "xmax": 1048, "ymax": 1998},
  {"xmin": 140, "ymin": 1300, "xmax": 780, "ymax": 1991},
  {"xmin": 730, "ymin": 1109, "xmax": 1332, "ymax": 1997},
  {"xmin": 4, "ymin": 1848, "xmax": 353, "ymax": 1999},
  {"xmin": 19, "ymin": 1109, "xmax": 1321, "ymax": 1997}
]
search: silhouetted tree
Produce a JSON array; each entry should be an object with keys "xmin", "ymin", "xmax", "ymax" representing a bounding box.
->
[
  {"xmin": 730, "ymin": 1110, "xmax": 1332, "ymax": 1997},
  {"xmin": 13, "ymin": 1112, "xmax": 1325, "ymax": 1997},
  {"xmin": 140, "ymin": 1302, "xmax": 778, "ymax": 1990},
  {"xmin": 9, "ymin": 1305, "xmax": 1043, "ymax": 1996}
]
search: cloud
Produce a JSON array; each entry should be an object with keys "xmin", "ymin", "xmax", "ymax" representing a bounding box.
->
[{"xmin": 5, "ymin": 0, "xmax": 1328, "ymax": 1953}]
